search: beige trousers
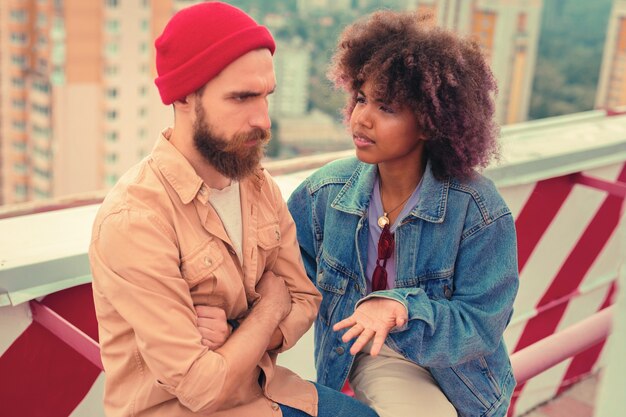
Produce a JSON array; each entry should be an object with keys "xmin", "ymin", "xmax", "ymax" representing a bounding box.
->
[{"xmin": 349, "ymin": 342, "xmax": 457, "ymax": 417}]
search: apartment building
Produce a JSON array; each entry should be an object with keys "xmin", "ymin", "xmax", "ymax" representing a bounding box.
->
[
  {"xmin": 269, "ymin": 38, "xmax": 311, "ymax": 118},
  {"xmin": 596, "ymin": 0, "xmax": 626, "ymax": 110},
  {"xmin": 0, "ymin": 0, "xmax": 186, "ymax": 205},
  {"xmin": 408, "ymin": 0, "xmax": 543, "ymax": 125}
]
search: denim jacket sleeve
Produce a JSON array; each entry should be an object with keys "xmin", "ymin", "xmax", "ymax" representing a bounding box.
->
[{"xmin": 357, "ymin": 213, "xmax": 519, "ymax": 368}]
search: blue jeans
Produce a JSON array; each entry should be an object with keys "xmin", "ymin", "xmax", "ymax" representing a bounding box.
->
[{"xmin": 279, "ymin": 382, "xmax": 378, "ymax": 417}]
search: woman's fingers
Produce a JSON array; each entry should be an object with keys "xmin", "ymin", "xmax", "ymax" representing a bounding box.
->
[
  {"xmin": 333, "ymin": 315, "xmax": 357, "ymax": 331},
  {"xmin": 341, "ymin": 323, "xmax": 364, "ymax": 343},
  {"xmin": 350, "ymin": 328, "xmax": 375, "ymax": 355}
]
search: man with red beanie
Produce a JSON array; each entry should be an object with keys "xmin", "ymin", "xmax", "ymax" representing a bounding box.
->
[{"xmin": 89, "ymin": 2, "xmax": 377, "ymax": 417}]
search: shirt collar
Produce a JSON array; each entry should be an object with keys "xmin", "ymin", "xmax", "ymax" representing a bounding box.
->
[
  {"xmin": 150, "ymin": 128, "xmax": 267, "ymax": 205},
  {"xmin": 151, "ymin": 128, "xmax": 204, "ymax": 205},
  {"xmin": 333, "ymin": 159, "xmax": 449, "ymax": 223}
]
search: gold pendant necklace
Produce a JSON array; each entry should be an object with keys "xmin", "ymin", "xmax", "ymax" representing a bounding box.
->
[{"xmin": 377, "ymin": 179, "xmax": 412, "ymax": 229}]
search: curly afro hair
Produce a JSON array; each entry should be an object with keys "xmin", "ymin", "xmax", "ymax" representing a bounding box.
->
[{"xmin": 328, "ymin": 10, "xmax": 500, "ymax": 180}]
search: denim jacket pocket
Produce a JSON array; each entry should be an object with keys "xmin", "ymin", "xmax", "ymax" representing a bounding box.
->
[
  {"xmin": 180, "ymin": 238, "xmax": 223, "ymax": 289},
  {"xmin": 400, "ymin": 268, "xmax": 454, "ymax": 300},
  {"xmin": 316, "ymin": 253, "xmax": 350, "ymax": 325},
  {"xmin": 451, "ymin": 356, "xmax": 502, "ymax": 409}
]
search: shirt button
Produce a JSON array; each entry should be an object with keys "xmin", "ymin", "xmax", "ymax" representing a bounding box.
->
[
  {"xmin": 271, "ymin": 402, "xmax": 279, "ymax": 411},
  {"xmin": 335, "ymin": 346, "xmax": 345, "ymax": 355},
  {"xmin": 203, "ymin": 256, "xmax": 212, "ymax": 266}
]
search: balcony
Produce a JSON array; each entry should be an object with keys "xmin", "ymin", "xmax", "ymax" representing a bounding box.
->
[{"xmin": 1, "ymin": 110, "xmax": 625, "ymax": 417}]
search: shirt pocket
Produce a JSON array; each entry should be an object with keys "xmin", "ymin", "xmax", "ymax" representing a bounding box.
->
[
  {"xmin": 180, "ymin": 239, "xmax": 224, "ymax": 289},
  {"xmin": 257, "ymin": 222, "xmax": 282, "ymax": 251},
  {"xmin": 256, "ymin": 222, "xmax": 282, "ymax": 271}
]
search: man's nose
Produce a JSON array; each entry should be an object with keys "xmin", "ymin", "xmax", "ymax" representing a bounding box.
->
[{"xmin": 250, "ymin": 101, "xmax": 272, "ymax": 131}]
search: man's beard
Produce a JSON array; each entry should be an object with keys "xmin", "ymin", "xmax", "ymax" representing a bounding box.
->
[{"xmin": 193, "ymin": 103, "xmax": 270, "ymax": 181}]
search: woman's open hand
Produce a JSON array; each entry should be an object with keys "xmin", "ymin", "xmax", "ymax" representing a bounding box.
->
[{"xmin": 333, "ymin": 297, "xmax": 407, "ymax": 356}]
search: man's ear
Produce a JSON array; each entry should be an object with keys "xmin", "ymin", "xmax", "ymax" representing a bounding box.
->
[{"xmin": 173, "ymin": 95, "xmax": 193, "ymax": 112}]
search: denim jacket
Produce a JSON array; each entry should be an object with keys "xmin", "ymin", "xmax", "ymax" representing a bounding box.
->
[{"xmin": 287, "ymin": 157, "xmax": 519, "ymax": 417}]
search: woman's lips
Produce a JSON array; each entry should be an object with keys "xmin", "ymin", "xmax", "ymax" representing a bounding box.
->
[{"xmin": 353, "ymin": 133, "xmax": 375, "ymax": 148}]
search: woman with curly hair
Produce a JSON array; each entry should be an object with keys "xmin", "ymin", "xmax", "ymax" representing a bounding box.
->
[{"xmin": 287, "ymin": 10, "xmax": 519, "ymax": 417}]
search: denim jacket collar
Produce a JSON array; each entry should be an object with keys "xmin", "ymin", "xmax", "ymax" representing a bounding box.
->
[{"xmin": 331, "ymin": 159, "xmax": 450, "ymax": 224}]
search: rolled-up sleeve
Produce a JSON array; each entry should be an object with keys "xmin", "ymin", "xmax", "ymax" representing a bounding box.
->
[{"xmin": 89, "ymin": 208, "xmax": 228, "ymax": 413}]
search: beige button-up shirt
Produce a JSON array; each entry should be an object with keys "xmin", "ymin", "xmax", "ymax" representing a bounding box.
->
[{"xmin": 89, "ymin": 131, "xmax": 322, "ymax": 416}]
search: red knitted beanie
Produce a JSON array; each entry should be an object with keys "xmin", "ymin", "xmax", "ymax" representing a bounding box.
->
[{"xmin": 154, "ymin": 2, "xmax": 276, "ymax": 105}]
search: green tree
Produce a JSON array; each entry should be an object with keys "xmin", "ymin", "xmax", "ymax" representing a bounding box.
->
[{"xmin": 529, "ymin": 0, "xmax": 612, "ymax": 119}]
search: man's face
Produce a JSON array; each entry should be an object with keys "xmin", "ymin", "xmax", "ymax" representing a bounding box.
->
[{"xmin": 191, "ymin": 49, "xmax": 275, "ymax": 180}]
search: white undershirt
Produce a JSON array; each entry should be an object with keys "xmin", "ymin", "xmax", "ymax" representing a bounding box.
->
[{"xmin": 207, "ymin": 181, "xmax": 243, "ymax": 263}]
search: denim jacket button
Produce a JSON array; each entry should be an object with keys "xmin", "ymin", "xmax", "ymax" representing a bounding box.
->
[
  {"xmin": 335, "ymin": 346, "xmax": 345, "ymax": 355},
  {"xmin": 444, "ymin": 285, "xmax": 453, "ymax": 299}
]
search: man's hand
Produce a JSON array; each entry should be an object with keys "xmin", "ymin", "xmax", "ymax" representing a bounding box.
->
[
  {"xmin": 255, "ymin": 271, "xmax": 292, "ymax": 323},
  {"xmin": 333, "ymin": 298, "xmax": 407, "ymax": 356},
  {"xmin": 195, "ymin": 305, "xmax": 231, "ymax": 350}
]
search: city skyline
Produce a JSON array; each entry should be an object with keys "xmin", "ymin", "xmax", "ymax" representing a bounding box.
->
[{"xmin": 0, "ymin": 0, "xmax": 617, "ymax": 207}]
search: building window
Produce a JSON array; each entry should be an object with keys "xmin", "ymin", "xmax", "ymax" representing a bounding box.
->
[
  {"xmin": 32, "ymin": 103, "xmax": 50, "ymax": 116},
  {"xmin": 12, "ymin": 55, "xmax": 26, "ymax": 67},
  {"xmin": 105, "ymin": 65, "xmax": 118, "ymax": 76},
  {"xmin": 15, "ymin": 184, "xmax": 28, "ymax": 197},
  {"xmin": 10, "ymin": 10, "xmax": 27, "ymax": 23},
  {"xmin": 34, "ymin": 188, "xmax": 51, "ymax": 199},
  {"xmin": 12, "ymin": 141, "xmax": 27, "ymax": 152},
  {"xmin": 106, "ymin": 131, "xmax": 119, "ymax": 141},
  {"xmin": 10, "ymin": 32, "xmax": 28, "ymax": 45},
  {"xmin": 37, "ymin": 12, "xmax": 48, "ymax": 27},
  {"xmin": 106, "ymin": 110, "xmax": 118, "ymax": 120},
  {"xmin": 12, "ymin": 77, "xmax": 25, "ymax": 88},
  {"xmin": 105, "ymin": 174, "xmax": 119, "ymax": 187},
  {"xmin": 105, "ymin": 42, "xmax": 119, "ymax": 56},
  {"xmin": 33, "ymin": 80, "xmax": 50, "ymax": 93},
  {"xmin": 33, "ymin": 125, "xmax": 52, "ymax": 137},
  {"xmin": 106, "ymin": 19, "xmax": 120, "ymax": 32},
  {"xmin": 14, "ymin": 163, "xmax": 28, "ymax": 174},
  {"xmin": 12, "ymin": 99, "xmax": 26, "ymax": 109},
  {"xmin": 12, "ymin": 120, "xmax": 26, "ymax": 131},
  {"xmin": 106, "ymin": 88, "xmax": 118, "ymax": 98},
  {"xmin": 105, "ymin": 0, "xmax": 119, "ymax": 7},
  {"xmin": 34, "ymin": 166, "xmax": 52, "ymax": 179},
  {"xmin": 105, "ymin": 153, "xmax": 118, "ymax": 164}
]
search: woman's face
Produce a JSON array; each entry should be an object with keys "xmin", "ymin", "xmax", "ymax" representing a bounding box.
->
[{"xmin": 349, "ymin": 79, "xmax": 426, "ymax": 168}]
